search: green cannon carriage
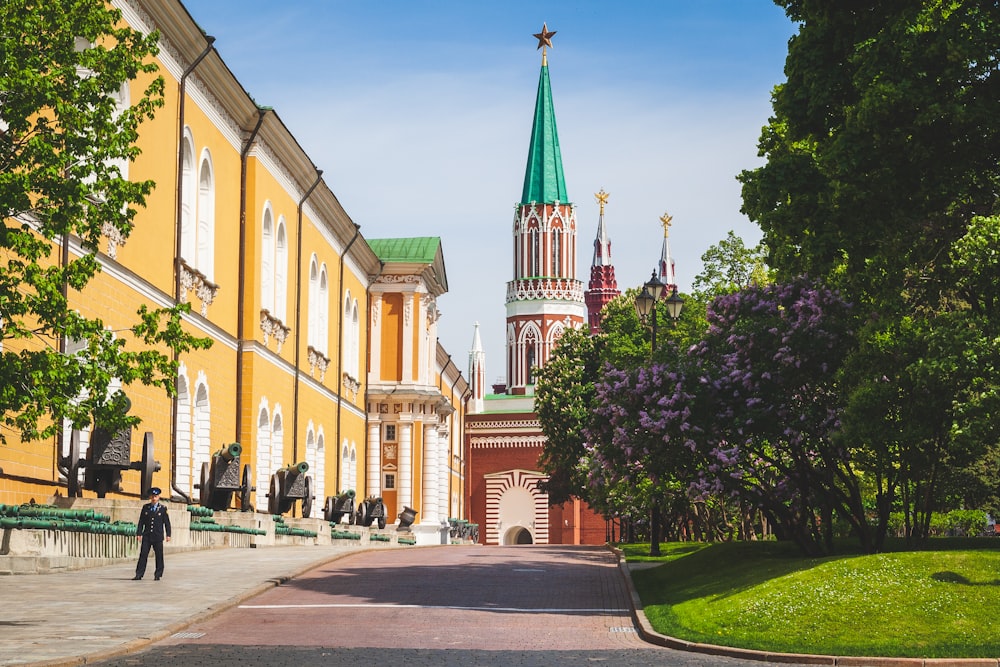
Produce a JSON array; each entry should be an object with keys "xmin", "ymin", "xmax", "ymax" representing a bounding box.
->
[
  {"xmin": 196, "ymin": 442, "xmax": 255, "ymax": 511},
  {"xmin": 266, "ymin": 462, "xmax": 315, "ymax": 517}
]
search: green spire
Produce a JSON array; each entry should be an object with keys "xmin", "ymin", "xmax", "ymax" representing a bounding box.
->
[{"xmin": 520, "ymin": 61, "xmax": 568, "ymax": 205}]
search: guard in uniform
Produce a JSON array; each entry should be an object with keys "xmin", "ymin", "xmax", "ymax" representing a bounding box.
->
[{"xmin": 134, "ymin": 487, "xmax": 171, "ymax": 580}]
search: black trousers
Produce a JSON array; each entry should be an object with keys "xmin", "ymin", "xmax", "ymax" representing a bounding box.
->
[{"xmin": 135, "ymin": 537, "xmax": 165, "ymax": 578}]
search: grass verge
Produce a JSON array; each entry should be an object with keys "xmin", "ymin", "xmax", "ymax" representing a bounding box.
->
[{"xmin": 626, "ymin": 539, "xmax": 1000, "ymax": 658}]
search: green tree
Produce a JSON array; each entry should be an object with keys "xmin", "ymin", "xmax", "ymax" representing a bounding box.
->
[
  {"xmin": 0, "ymin": 1, "xmax": 210, "ymax": 441},
  {"xmin": 691, "ymin": 231, "xmax": 771, "ymax": 300},
  {"xmin": 535, "ymin": 328, "xmax": 602, "ymax": 505},
  {"xmin": 740, "ymin": 2, "xmax": 1000, "ymax": 307}
]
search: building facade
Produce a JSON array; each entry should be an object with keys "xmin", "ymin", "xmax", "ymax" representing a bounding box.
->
[{"xmin": 0, "ymin": 0, "xmax": 467, "ymax": 538}]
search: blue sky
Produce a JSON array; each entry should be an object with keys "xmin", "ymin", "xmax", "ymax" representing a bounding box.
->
[{"xmin": 183, "ymin": 1, "xmax": 798, "ymax": 383}]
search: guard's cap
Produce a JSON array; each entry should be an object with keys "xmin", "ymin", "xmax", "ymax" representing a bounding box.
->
[{"xmin": 149, "ymin": 487, "xmax": 161, "ymax": 496}]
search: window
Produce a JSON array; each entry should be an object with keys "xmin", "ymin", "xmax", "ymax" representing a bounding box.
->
[
  {"xmin": 275, "ymin": 218, "xmax": 288, "ymax": 322},
  {"xmin": 256, "ymin": 404, "xmax": 271, "ymax": 509},
  {"xmin": 180, "ymin": 130, "xmax": 196, "ymax": 263},
  {"xmin": 384, "ymin": 423, "xmax": 397, "ymax": 442},
  {"xmin": 308, "ymin": 257, "xmax": 329, "ymax": 352},
  {"xmin": 261, "ymin": 205, "xmax": 274, "ymax": 313},
  {"xmin": 384, "ymin": 473, "xmax": 396, "ymax": 490},
  {"xmin": 260, "ymin": 206, "xmax": 288, "ymax": 323},
  {"xmin": 196, "ymin": 151, "xmax": 215, "ymax": 279},
  {"xmin": 551, "ymin": 227, "xmax": 562, "ymax": 277}
]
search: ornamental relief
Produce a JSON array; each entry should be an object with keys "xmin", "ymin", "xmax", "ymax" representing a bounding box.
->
[
  {"xmin": 179, "ymin": 261, "xmax": 220, "ymax": 316},
  {"xmin": 376, "ymin": 274, "xmax": 420, "ymax": 284}
]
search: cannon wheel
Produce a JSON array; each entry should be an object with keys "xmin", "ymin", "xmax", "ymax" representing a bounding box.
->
[
  {"xmin": 301, "ymin": 476, "xmax": 314, "ymax": 518},
  {"xmin": 66, "ymin": 429, "xmax": 82, "ymax": 497},
  {"xmin": 323, "ymin": 495, "xmax": 335, "ymax": 522},
  {"xmin": 140, "ymin": 432, "xmax": 157, "ymax": 499},
  {"xmin": 199, "ymin": 461, "xmax": 211, "ymax": 506},
  {"xmin": 356, "ymin": 501, "xmax": 368, "ymax": 526},
  {"xmin": 267, "ymin": 474, "xmax": 281, "ymax": 515},
  {"xmin": 239, "ymin": 463, "xmax": 253, "ymax": 512}
]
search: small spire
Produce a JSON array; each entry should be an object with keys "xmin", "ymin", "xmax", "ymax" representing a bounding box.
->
[
  {"xmin": 660, "ymin": 211, "xmax": 673, "ymax": 238},
  {"xmin": 592, "ymin": 190, "xmax": 612, "ymax": 267},
  {"xmin": 595, "ymin": 188, "xmax": 609, "ymax": 216},
  {"xmin": 470, "ymin": 321, "xmax": 483, "ymax": 352},
  {"xmin": 657, "ymin": 212, "xmax": 676, "ymax": 288}
]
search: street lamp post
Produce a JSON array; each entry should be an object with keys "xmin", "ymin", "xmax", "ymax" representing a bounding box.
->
[{"xmin": 633, "ymin": 270, "xmax": 683, "ymax": 557}]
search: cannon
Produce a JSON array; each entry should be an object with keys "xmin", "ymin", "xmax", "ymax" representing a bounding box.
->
[
  {"xmin": 397, "ymin": 506, "xmax": 418, "ymax": 530},
  {"xmin": 196, "ymin": 442, "xmax": 255, "ymax": 511},
  {"xmin": 356, "ymin": 496, "xmax": 387, "ymax": 529},
  {"xmin": 62, "ymin": 427, "xmax": 160, "ymax": 499},
  {"xmin": 323, "ymin": 489, "xmax": 356, "ymax": 524},
  {"xmin": 266, "ymin": 462, "xmax": 314, "ymax": 517}
]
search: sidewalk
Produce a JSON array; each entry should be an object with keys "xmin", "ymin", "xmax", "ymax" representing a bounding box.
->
[{"xmin": 0, "ymin": 545, "xmax": 359, "ymax": 667}]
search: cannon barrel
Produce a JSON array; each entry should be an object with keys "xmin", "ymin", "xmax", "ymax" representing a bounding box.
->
[
  {"xmin": 337, "ymin": 489, "xmax": 356, "ymax": 499},
  {"xmin": 216, "ymin": 442, "xmax": 242, "ymax": 462},
  {"xmin": 283, "ymin": 461, "xmax": 309, "ymax": 476}
]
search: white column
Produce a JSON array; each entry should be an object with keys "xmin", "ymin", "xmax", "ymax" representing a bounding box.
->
[
  {"xmin": 438, "ymin": 424, "xmax": 451, "ymax": 520},
  {"xmin": 402, "ymin": 295, "xmax": 414, "ymax": 382},
  {"xmin": 367, "ymin": 420, "xmax": 381, "ymax": 497},
  {"xmin": 399, "ymin": 422, "xmax": 412, "ymax": 510},
  {"xmin": 369, "ymin": 294, "xmax": 382, "ymax": 379},
  {"xmin": 422, "ymin": 424, "xmax": 439, "ymax": 523}
]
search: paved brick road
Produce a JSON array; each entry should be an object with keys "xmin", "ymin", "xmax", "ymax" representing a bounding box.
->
[{"xmin": 91, "ymin": 546, "xmax": 821, "ymax": 667}]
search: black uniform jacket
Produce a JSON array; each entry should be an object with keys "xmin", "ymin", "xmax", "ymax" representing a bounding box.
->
[{"xmin": 136, "ymin": 502, "xmax": 171, "ymax": 542}]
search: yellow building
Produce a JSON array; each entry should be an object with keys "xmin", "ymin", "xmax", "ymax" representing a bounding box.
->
[
  {"xmin": 0, "ymin": 0, "xmax": 468, "ymax": 531},
  {"xmin": 366, "ymin": 238, "xmax": 469, "ymax": 542}
]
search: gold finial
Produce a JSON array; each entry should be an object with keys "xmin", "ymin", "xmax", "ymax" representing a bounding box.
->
[
  {"xmin": 660, "ymin": 212, "xmax": 673, "ymax": 238},
  {"xmin": 533, "ymin": 23, "xmax": 556, "ymax": 64},
  {"xmin": 595, "ymin": 189, "xmax": 609, "ymax": 216}
]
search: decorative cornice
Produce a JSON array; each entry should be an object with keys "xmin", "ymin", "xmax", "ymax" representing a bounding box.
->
[
  {"xmin": 471, "ymin": 435, "xmax": 547, "ymax": 449},
  {"xmin": 377, "ymin": 275, "xmax": 421, "ymax": 284},
  {"xmin": 467, "ymin": 419, "xmax": 540, "ymax": 431},
  {"xmin": 506, "ymin": 278, "xmax": 584, "ymax": 303}
]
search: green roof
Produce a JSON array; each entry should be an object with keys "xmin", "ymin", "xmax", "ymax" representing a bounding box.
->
[
  {"xmin": 368, "ymin": 237, "xmax": 441, "ymax": 264},
  {"xmin": 520, "ymin": 63, "xmax": 568, "ymax": 205}
]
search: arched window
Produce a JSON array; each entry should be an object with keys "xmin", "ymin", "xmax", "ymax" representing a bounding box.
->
[
  {"xmin": 350, "ymin": 298, "xmax": 359, "ymax": 378},
  {"xmin": 261, "ymin": 205, "xmax": 274, "ymax": 314},
  {"xmin": 551, "ymin": 227, "xmax": 562, "ymax": 278},
  {"xmin": 180, "ymin": 129, "xmax": 196, "ymax": 263},
  {"xmin": 319, "ymin": 265, "xmax": 329, "ymax": 351},
  {"xmin": 340, "ymin": 440, "xmax": 350, "ymax": 493},
  {"xmin": 196, "ymin": 150, "xmax": 215, "ymax": 279},
  {"xmin": 175, "ymin": 370, "xmax": 192, "ymax": 499},
  {"xmin": 271, "ymin": 408, "xmax": 284, "ymax": 482},
  {"xmin": 308, "ymin": 256, "xmax": 320, "ymax": 348},
  {"xmin": 349, "ymin": 442, "xmax": 357, "ymax": 492},
  {"xmin": 343, "ymin": 290, "xmax": 354, "ymax": 376},
  {"xmin": 193, "ymin": 380, "xmax": 211, "ymax": 492},
  {"xmin": 529, "ymin": 226, "xmax": 539, "ymax": 277},
  {"xmin": 306, "ymin": 424, "xmax": 324, "ymax": 508},
  {"xmin": 275, "ymin": 218, "xmax": 288, "ymax": 322},
  {"xmin": 256, "ymin": 404, "xmax": 271, "ymax": 509}
]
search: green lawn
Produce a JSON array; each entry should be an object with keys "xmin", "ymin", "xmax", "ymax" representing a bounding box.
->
[{"xmin": 625, "ymin": 539, "xmax": 1000, "ymax": 658}]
